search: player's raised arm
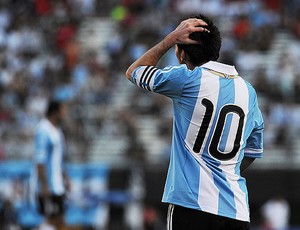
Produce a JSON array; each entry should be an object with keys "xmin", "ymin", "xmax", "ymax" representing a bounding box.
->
[{"xmin": 125, "ymin": 18, "xmax": 209, "ymax": 80}]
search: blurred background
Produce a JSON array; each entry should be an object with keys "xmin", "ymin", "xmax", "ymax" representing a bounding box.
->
[{"xmin": 0, "ymin": 0, "xmax": 300, "ymax": 229}]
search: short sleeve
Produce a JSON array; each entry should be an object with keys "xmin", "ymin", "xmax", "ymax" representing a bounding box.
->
[
  {"xmin": 244, "ymin": 106, "xmax": 264, "ymax": 158},
  {"xmin": 130, "ymin": 65, "xmax": 188, "ymax": 99}
]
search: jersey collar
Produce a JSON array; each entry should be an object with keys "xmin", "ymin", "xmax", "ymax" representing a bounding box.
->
[{"xmin": 202, "ymin": 61, "xmax": 239, "ymax": 78}]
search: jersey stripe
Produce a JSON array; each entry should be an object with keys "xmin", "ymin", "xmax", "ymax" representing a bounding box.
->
[
  {"xmin": 212, "ymin": 78, "xmax": 236, "ymax": 219},
  {"xmin": 167, "ymin": 204, "xmax": 174, "ymax": 230},
  {"xmin": 51, "ymin": 132, "xmax": 64, "ymax": 195},
  {"xmin": 132, "ymin": 66, "xmax": 158, "ymax": 91},
  {"xmin": 244, "ymin": 148, "xmax": 262, "ymax": 154},
  {"xmin": 232, "ymin": 77, "xmax": 249, "ymax": 220},
  {"xmin": 193, "ymin": 71, "xmax": 220, "ymax": 214},
  {"xmin": 218, "ymin": 77, "xmax": 249, "ymax": 220},
  {"xmin": 35, "ymin": 119, "xmax": 65, "ymax": 195},
  {"xmin": 145, "ymin": 67, "xmax": 158, "ymax": 91},
  {"xmin": 185, "ymin": 71, "xmax": 219, "ymax": 156},
  {"xmin": 139, "ymin": 66, "xmax": 151, "ymax": 89}
]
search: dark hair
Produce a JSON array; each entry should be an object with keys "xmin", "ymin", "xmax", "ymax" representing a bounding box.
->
[
  {"xmin": 177, "ymin": 14, "xmax": 221, "ymax": 66},
  {"xmin": 46, "ymin": 100, "xmax": 62, "ymax": 117}
]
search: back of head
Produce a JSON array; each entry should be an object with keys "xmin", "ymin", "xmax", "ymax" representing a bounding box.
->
[
  {"xmin": 177, "ymin": 14, "xmax": 221, "ymax": 66},
  {"xmin": 46, "ymin": 100, "xmax": 62, "ymax": 118}
]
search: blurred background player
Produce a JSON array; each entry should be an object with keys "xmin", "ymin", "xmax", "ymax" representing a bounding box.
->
[
  {"xmin": 126, "ymin": 14, "xmax": 264, "ymax": 230},
  {"xmin": 34, "ymin": 100, "xmax": 70, "ymax": 230}
]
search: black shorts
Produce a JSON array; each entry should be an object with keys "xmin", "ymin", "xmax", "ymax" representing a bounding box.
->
[
  {"xmin": 167, "ymin": 204, "xmax": 250, "ymax": 230},
  {"xmin": 38, "ymin": 195, "xmax": 65, "ymax": 218}
]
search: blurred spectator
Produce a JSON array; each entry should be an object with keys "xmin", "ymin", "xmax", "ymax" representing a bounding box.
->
[
  {"xmin": 69, "ymin": 0, "xmax": 97, "ymax": 16},
  {"xmin": 34, "ymin": 0, "xmax": 52, "ymax": 17},
  {"xmin": 233, "ymin": 15, "xmax": 251, "ymax": 41},
  {"xmin": 55, "ymin": 19, "xmax": 77, "ymax": 52},
  {"xmin": 260, "ymin": 196, "xmax": 290, "ymax": 230},
  {"xmin": 0, "ymin": 0, "xmax": 298, "ymax": 169},
  {"xmin": 292, "ymin": 9, "xmax": 300, "ymax": 39}
]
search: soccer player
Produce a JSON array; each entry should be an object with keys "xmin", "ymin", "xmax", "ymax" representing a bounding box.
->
[
  {"xmin": 125, "ymin": 14, "xmax": 264, "ymax": 230},
  {"xmin": 34, "ymin": 100, "xmax": 70, "ymax": 230}
]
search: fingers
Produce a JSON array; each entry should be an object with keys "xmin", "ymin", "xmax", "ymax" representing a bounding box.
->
[
  {"xmin": 184, "ymin": 39, "xmax": 200, "ymax": 45},
  {"xmin": 188, "ymin": 18, "xmax": 208, "ymax": 27},
  {"xmin": 180, "ymin": 18, "xmax": 207, "ymax": 28},
  {"xmin": 192, "ymin": 26, "xmax": 210, "ymax": 33},
  {"xmin": 181, "ymin": 18, "xmax": 210, "ymax": 33},
  {"xmin": 172, "ymin": 18, "xmax": 210, "ymax": 45}
]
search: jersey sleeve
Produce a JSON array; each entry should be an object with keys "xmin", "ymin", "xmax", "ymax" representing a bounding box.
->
[
  {"xmin": 35, "ymin": 130, "xmax": 49, "ymax": 164},
  {"xmin": 244, "ymin": 105, "xmax": 264, "ymax": 158},
  {"xmin": 130, "ymin": 65, "xmax": 188, "ymax": 99}
]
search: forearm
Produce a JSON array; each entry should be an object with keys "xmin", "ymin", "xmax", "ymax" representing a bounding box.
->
[
  {"xmin": 240, "ymin": 157, "xmax": 255, "ymax": 172},
  {"xmin": 125, "ymin": 18, "xmax": 208, "ymax": 80},
  {"xmin": 37, "ymin": 164, "xmax": 48, "ymax": 190},
  {"xmin": 125, "ymin": 35, "xmax": 176, "ymax": 80}
]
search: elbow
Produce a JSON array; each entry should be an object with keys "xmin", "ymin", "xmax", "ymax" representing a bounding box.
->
[{"xmin": 125, "ymin": 68, "xmax": 132, "ymax": 81}]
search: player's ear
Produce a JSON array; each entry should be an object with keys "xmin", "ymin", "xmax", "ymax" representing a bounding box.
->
[
  {"xmin": 182, "ymin": 50, "xmax": 189, "ymax": 62},
  {"xmin": 180, "ymin": 51, "xmax": 190, "ymax": 64},
  {"xmin": 176, "ymin": 45, "xmax": 185, "ymax": 64}
]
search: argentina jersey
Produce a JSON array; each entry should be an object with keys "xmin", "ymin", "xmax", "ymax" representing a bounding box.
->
[
  {"xmin": 35, "ymin": 119, "xmax": 65, "ymax": 195},
  {"xmin": 130, "ymin": 61, "xmax": 264, "ymax": 222}
]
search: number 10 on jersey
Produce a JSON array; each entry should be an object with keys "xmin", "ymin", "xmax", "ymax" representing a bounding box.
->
[{"xmin": 192, "ymin": 98, "xmax": 245, "ymax": 161}]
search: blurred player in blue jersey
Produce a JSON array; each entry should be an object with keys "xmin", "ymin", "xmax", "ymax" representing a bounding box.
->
[
  {"xmin": 35, "ymin": 100, "xmax": 70, "ymax": 230},
  {"xmin": 126, "ymin": 14, "xmax": 264, "ymax": 230}
]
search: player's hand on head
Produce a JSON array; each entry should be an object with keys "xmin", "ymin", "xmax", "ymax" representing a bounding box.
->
[{"xmin": 171, "ymin": 18, "xmax": 209, "ymax": 45}]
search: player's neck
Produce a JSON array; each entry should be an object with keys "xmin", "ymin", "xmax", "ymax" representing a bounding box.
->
[
  {"xmin": 48, "ymin": 116, "xmax": 59, "ymax": 127},
  {"xmin": 186, "ymin": 61, "xmax": 196, "ymax": 70},
  {"xmin": 185, "ymin": 59, "xmax": 207, "ymax": 70}
]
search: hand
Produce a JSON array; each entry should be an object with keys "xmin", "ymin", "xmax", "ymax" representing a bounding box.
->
[
  {"xmin": 126, "ymin": 18, "xmax": 208, "ymax": 79},
  {"xmin": 168, "ymin": 18, "xmax": 209, "ymax": 45}
]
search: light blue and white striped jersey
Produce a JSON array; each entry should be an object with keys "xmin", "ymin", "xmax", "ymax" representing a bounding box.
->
[
  {"xmin": 34, "ymin": 118, "xmax": 66, "ymax": 195},
  {"xmin": 130, "ymin": 61, "xmax": 264, "ymax": 222}
]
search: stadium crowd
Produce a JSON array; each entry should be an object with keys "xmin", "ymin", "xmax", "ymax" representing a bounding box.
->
[
  {"xmin": 0, "ymin": 0, "xmax": 299, "ymax": 162},
  {"xmin": 0, "ymin": 0, "xmax": 300, "ymax": 229}
]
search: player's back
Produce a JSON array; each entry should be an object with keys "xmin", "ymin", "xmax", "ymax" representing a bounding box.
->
[
  {"xmin": 162, "ymin": 61, "xmax": 263, "ymax": 222},
  {"xmin": 129, "ymin": 61, "xmax": 263, "ymax": 221}
]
